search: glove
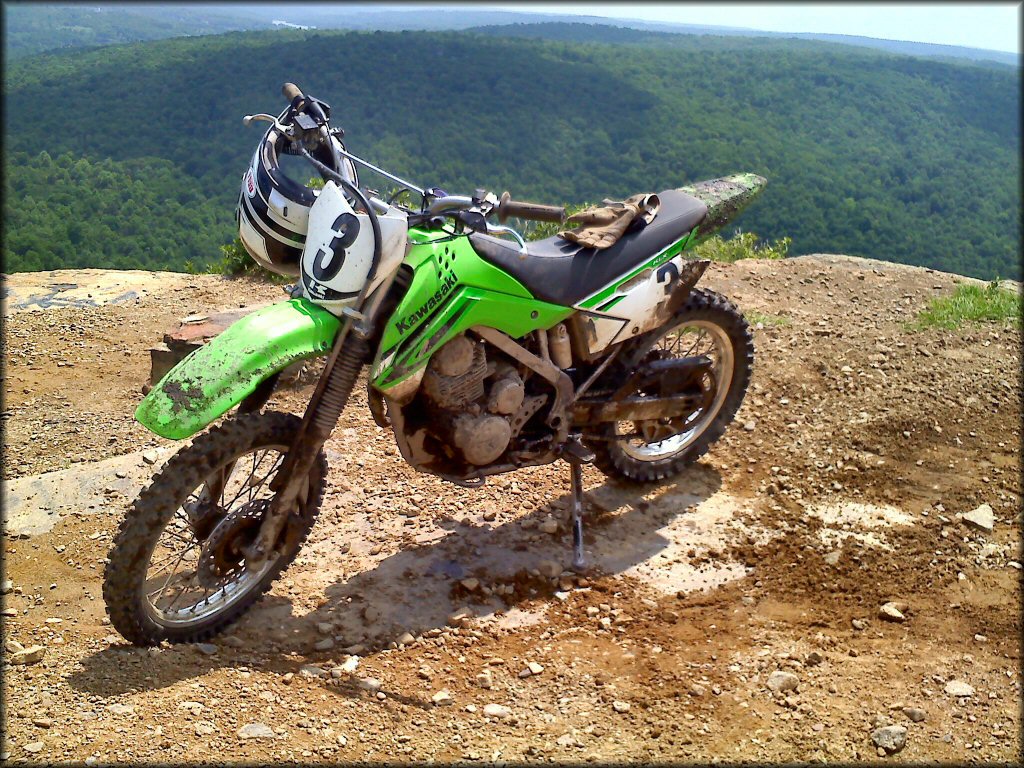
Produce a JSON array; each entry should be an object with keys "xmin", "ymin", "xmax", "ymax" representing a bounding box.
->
[{"xmin": 559, "ymin": 193, "xmax": 661, "ymax": 250}]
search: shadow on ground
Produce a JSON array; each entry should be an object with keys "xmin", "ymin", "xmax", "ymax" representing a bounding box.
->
[{"xmin": 68, "ymin": 463, "xmax": 725, "ymax": 701}]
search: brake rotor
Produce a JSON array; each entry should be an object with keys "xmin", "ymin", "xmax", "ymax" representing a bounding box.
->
[{"xmin": 196, "ymin": 498, "xmax": 270, "ymax": 588}]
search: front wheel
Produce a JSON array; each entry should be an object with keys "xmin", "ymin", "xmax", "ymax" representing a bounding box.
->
[
  {"xmin": 103, "ymin": 412, "xmax": 326, "ymax": 645},
  {"xmin": 588, "ymin": 288, "xmax": 753, "ymax": 483}
]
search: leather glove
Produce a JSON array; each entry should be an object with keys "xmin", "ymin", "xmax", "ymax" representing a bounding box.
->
[{"xmin": 559, "ymin": 193, "xmax": 661, "ymax": 250}]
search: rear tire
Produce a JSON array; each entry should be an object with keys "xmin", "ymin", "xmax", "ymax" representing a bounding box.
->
[
  {"xmin": 103, "ymin": 412, "xmax": 326, "ymax": 645},
  {"xmin": 588, "ymin": 288, "xmax": 753, "ymax": 483}
]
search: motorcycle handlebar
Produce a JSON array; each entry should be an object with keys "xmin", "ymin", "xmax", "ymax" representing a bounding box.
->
[
  {"xmin": 282, "ymin": 82, "xmax": 303, "ymax": 103},
  {"xmin": 496, "ymin": 192, "xmax": 565, "ymax": 224}
]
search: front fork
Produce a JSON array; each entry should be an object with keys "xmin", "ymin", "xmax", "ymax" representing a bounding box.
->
[{"xmin": 243, "ymin": 319, "xmax": 369, "ymax": 569}]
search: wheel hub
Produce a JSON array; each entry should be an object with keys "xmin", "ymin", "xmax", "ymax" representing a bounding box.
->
[{"xmin": 196, "ymin": 498, "xmax": 269, "ymax": 588}]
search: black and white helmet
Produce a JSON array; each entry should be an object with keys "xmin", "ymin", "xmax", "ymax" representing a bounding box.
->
[{"xmin": 236, "ymin": 123, "xmax": 358, "ymax": 276}]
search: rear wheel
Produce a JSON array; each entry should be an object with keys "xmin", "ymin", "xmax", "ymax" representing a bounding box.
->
[
  {"xmin": 588, "ymin": 288, "xmax": 753, "ymax": 483},
  {"xmin": 103, "ymin": 412, "xmax": 326, "ymax": 645}
]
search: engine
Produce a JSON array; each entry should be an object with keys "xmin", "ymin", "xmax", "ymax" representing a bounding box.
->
[{"xmin": 416, "ymin": 333, "xmax": 527, "ymax": 467}]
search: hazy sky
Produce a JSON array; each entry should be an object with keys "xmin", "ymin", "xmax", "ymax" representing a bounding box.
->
[{"xmin": 496, "ymin": 3, "xmax": 1021, "ymax": 54}]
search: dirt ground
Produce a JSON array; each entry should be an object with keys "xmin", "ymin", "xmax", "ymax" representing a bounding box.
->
[{"xmin": 1, "ymin": 257, "xmax": 1020, "ymax": 764}]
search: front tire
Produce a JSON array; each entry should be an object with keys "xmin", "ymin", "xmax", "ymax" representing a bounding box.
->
[
  {"xmin": 588, "ymin": 288, "xmax": 753, "ymax": 483},
  {"xmin": 103, "ymin": 412, "xmax": 326, "ymax": 645}
]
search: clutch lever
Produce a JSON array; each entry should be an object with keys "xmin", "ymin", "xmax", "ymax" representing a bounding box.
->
[{"xmin": 487, "ymin": 224, "xmax": 529, "ymax": 259}]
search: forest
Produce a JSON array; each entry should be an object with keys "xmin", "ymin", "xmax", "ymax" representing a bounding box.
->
[{"xmin": 3, "ymin": 25, "xmax": 1020, "ymax": 279}]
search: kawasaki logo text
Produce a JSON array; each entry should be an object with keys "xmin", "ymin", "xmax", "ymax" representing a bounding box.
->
[{"xmin": 394, "ymin": 273, "xmax": 458, "ymax": 334}]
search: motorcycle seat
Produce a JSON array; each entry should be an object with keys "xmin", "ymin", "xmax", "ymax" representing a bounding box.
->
[{"xmin": 469, "ymin": 189, "xmax": 708, "ymax": 307}]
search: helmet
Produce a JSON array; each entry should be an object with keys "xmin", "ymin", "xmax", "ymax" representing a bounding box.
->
[{"xmin": 236, "ymin": 123, "xmax": 358, "ymax": 276}]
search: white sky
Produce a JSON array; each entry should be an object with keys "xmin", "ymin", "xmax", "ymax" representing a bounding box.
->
[{"xmin": 494, "ymin": 3, "xmax": 1022, "ymax": 54}]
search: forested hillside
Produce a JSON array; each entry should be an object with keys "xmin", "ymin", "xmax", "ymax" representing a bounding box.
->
[{"xmin": 3, "ymin": 27, "xmax": 1019, "ymax": 278}]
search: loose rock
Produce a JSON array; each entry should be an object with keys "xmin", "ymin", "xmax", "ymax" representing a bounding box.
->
[
  {"xmin": 878, "ymin": 602, "xmax": 908, "ymax": 622},
  {"xmin": 871, "ymin": 724, "xmax": 908, "ymax": 754},
  {"xmin": 237, "ymin": 723, "xmax": 275, "ymax": 739},
  {"xmin": 431, "ymin": 689, "xmax": 453, "ymax": 706},
  {"xmin": 10, "ymin": 645, "xmax": 46, "ymax": 665},
  {"xmin": 766, "ymin": 670, "xmax": 799, "ymax": 694},
  {"xmin": 961, "ymin": 504, "xmax": 995, "ymax": 533},
  {"xmin": 944, "ymin": 679, "xmax": 975, "ymax": 697},
  {"xmin": 483, "ymin": 703, "xmax": 511, "ymax": 719},
  {"xmin": 903, "ymin": 707, "xmax": 927, "ymax": 723},
  {"xmin": 612, "ymin": 700, "xmax": 631, "ymax": 713}
]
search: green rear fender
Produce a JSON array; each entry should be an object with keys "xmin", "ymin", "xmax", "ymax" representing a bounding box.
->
[{"xmin": 136, "ymin": 298, "xmax": 340, "ymax": 440}]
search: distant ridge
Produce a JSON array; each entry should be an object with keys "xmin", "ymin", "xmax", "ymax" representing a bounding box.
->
[{"xmin": 5, "ymin": 4, "xmax": 1018, "ymax": 67}]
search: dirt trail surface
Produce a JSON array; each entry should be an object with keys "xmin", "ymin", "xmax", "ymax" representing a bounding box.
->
[{"xmin": 2, "ymin": 260, "xmax": 1020, "ymax": 763}]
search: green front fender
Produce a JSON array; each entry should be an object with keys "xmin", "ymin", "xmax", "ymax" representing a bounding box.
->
[{"xmin": 136, "ymin": 298, "xmax": 340, "ymax": 440}]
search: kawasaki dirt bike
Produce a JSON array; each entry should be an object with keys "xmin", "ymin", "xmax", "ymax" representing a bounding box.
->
[{"xmin": 103, "ymin": 83, "xmax": 764, "ymax": 645}]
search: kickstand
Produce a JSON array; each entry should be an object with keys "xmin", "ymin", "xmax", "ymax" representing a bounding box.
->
[{"xmin": 563, "ymin": 436, "xmax": 594, "ymax": 573}]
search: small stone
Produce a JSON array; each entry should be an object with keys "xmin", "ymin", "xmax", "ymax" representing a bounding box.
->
[
  {"xmin": 537, "ymin": 560, "xmax": 561, "ymax": 579},
  {"xmin": 612, "ymin": 700, "xmax": 631, "ymax": 713},
  {"xmin": 337, "ymin": 734, "xmax": 348, "ymax": 746},
  {"xmin": 11, "ymin": 645, "xmax": 46, "ymax": 665},
  {"xmin": 903, "ymin": 707, "xmax": 927, "ymax": 723},
  {"xmin": 460, "ymin": 578, "xmax": 480, "ymax": 592},
  {"xmin": 431, "ymin": 689, "xmax": 453, "ymax": 706},
  {"xmin": 689, "ymin": 684, "xmax": 706, "ymax": 697},
  {"xmin": 194, "ymin": 642, "xmax": 218, "ymax": 655},
  {"xmin": 24, "ymin": 742, "xmax": 44, "ymax": 754},
  {"xmin": 237, "ymin": 723, "xmax": 275, "ymax": 739},
  {"xmin": 528, "ymin": 661, "xmax": 544, "ymax": 675},
  {"xmin": 660, "ymin": 609, "xmax": 679, "ymax": 623},
  {"xmin": 483, "ymin": 703, "xmax": 511, "ymax": 719},
  {"xmin": 299, "ymin": 664, "xmax": 326, "ymax": 678},
  {"xmin": 106, "ymin": 703, "xmax": 135, "ymax": 715},
  {"xmin": 222, "ymin": 636, "xmax": 245, "ymax": 648},
  {"xmin": 878, "ymin": 602, "xmax": 907, "ymax": 622},
  {"xmin": 944, "ymin": 680, "xmax": 975, "ymax": 697},
  {"xmin": 961, "ymin": 504, "xmax": 994, "ymax": 533},
  {"xmin": 806, "ymin": 651, "xmax": 824, "ymax": 666},
  {"xmin": 358, "ymin": 677, "xmax": 382, "ymax": 693},
  {"xmin": 852, "ymin": 619, "xmax": 868, "ymax": 630},
  {"xmin": 396, "ymin": 632, "xmax": 415, "ymax": 645},
  {"xmin": 314, "ymin": 638, "xmax": 335, "ymax": 651},
  {"xmin": 142, "ymin": 450, "xmax": 160, "ymax": 465},
  {"xmin": 362, "ymin": 605, "xmax": 381, "ymax": 623},
  {"xmin": 0, "ymin": 579, "xmax": 13, "ymax": 595},
  {"xmin": 5, "ymin": 639, "xmax": 25, "ymax": 653},
  {"xmin": 539, "ymin": 518, "xmax": 559, "ymax": 535},
  {"xmin": 767, "ymin": 670, "xmax": 799, "ymax": 694},
  {"xmin": 743, "ymin": 421, "xmax": 756, "ymax": 431},
  {"xmin": 448, "ymin": 606, "xmax": 473, "ymax": 626},
  {"xmin": 476, "ymin": 670, "xmax": 494, "ymax": 689},
  {"xmin": 316, "ymin": 622, "xmax": 333, "ymax": 636},
  {"xmin": 343, "ymin": 644, "xmax": 366, "ymax": 655},
  {"xmin": 586, "ymin": 606, "xmax": 600, "ymax": 617},
  {"xmin": 31, "ymin": 717, "xmax": 52, "ymax": 728},
  {"xmin": 871, "ymin": 724, "xmax": 907, "ymax": 754}
]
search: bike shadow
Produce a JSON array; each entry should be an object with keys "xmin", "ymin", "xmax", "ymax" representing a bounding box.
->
[{"xmin": 68, "ymin": 462, "xmax": 726, "ymax": 702}]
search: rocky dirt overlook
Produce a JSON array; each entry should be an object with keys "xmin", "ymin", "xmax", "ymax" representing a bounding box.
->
[{"xmin": 1, "ymin": 256, "xmax": 1020, "ymax": 763}]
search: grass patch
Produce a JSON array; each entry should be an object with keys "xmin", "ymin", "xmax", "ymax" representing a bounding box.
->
[
  {"xmin": 745, "ymin": 310, "xmax": 790, "ymax": 328},
  {"xmin": 693, "ymin": 231, "xmax": 791, "ymax": 263},
  {"xmin": 911, "ymin": 281, "xmax": 1021, "ymax": 330}
]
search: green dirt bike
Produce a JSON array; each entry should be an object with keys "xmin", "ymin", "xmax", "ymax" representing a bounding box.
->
[{"xmin": 104, "ymin": 83, "xmax": 764, "ymax": 645}]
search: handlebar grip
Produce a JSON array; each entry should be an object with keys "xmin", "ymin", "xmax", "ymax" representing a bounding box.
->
[
  {"xmin": 282, "ymin": 82, "xmax": 303, "ymax": 103},
  {"xmin": 496, "ymin": 192, "xmax": 565, "ymax": 224}
]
